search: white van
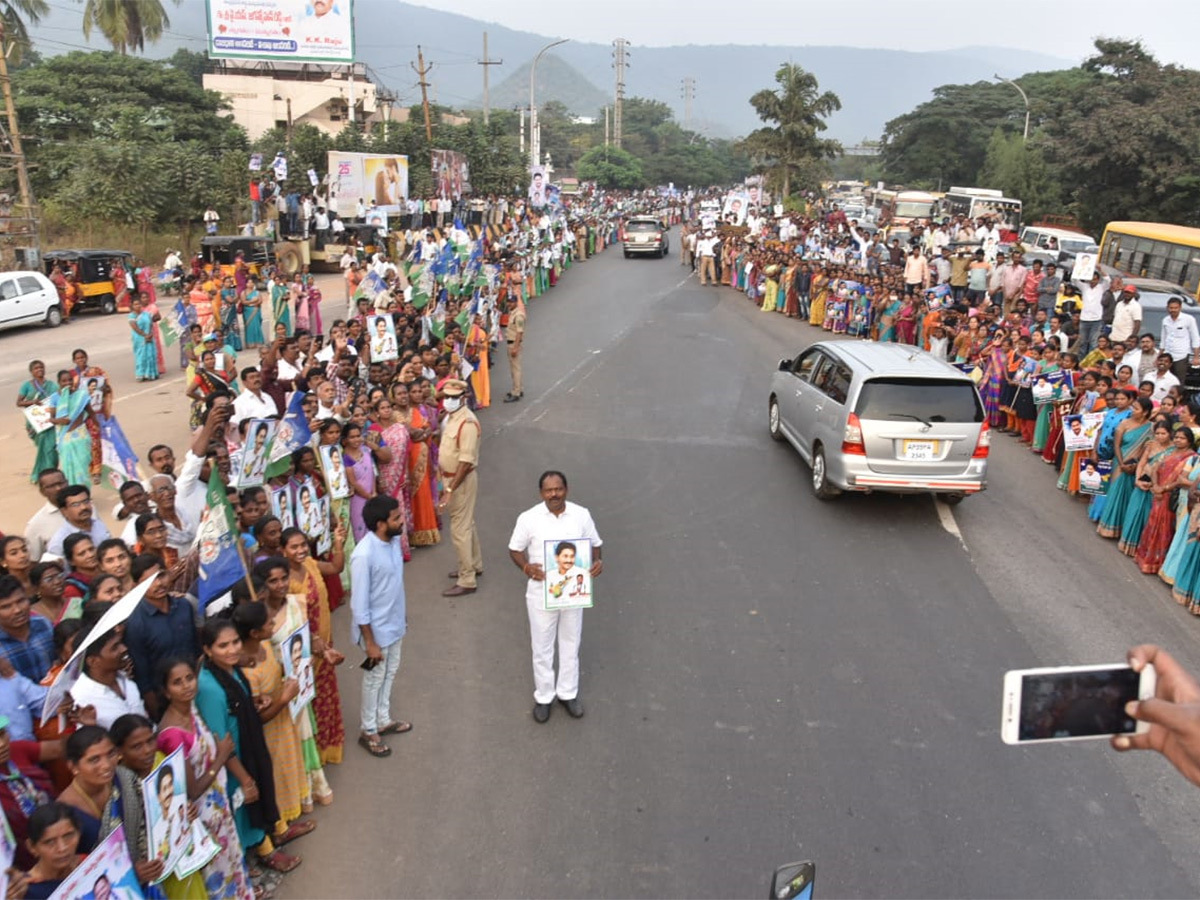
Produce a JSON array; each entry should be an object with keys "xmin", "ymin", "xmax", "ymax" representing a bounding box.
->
[{"xmin": 0, "ymin": 271, "xmax": 63, "ymax": 331}]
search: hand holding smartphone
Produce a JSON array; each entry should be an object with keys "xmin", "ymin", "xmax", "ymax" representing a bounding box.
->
[{"xmin": 1002, "ymin": 663, "xmax": 1156, "ymax": 745}]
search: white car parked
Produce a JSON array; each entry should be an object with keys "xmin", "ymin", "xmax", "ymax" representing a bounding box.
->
[{"xmin": 0, "ymin": 271, "xmax": 63, "ymax": 331}]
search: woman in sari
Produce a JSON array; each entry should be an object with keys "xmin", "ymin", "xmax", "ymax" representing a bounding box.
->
[
  {"xmin": 1118, "ymin": 419, "xmax": 1175, "ymax": 556},
  {"xmin": 270, "ymin": 274, "xmax": 291, "ymax": 338},
  {"xmin": 253, "ymin": 557, "xmax": 337, "ymax": 806},
  {"xmin": 128, "ymin": 296, "xmax": 159, "ymax": 382},
  {"xmin": 978, "ymin": 330, "xmax": 1009, "ymax": 429},
  {"xmin": 466, "ymin": 314, "xmax": 490, "ymax": 408},
  {"xmin": 17, "ymin": 359, "xmax": 57, "ymax": 481},
  {"xmin": 1134, "ymin": 426, "xmax": 1197, "ymax": 573},
  {"xmin": 242, "ymin": 279, "xmax": 265, "ymax": 348},
  {"xmin": 1159, "ymin": 447, "xmax": 1200, "ymax": 587},
  {"xmin": 138, "ymin": 290, "xmax": 167, "ymax": 377},
  {"xmin": 1056, "ymin": 373, "xmax": 1107, "ymax": 493},
  {"xmin": 782, "ymin": 259, "xmax": 801, "ymax": 318},
  {"xmin": 808, "ymin": 267, "xmax": 829, "ymax": 327},
  {"xmin": 288, "ymin": 276, "xmax": 305, "ymax": 334},
  {"xmin": 47, "ymin": 370, "xmax": 92, "ymax": 488},
  {"xmin": 341, "ymin": 422, "xmax": 378, "ymax": 543},
  {"xmin": 282, "ymin": 526, "xmax": 346, "ymax": 767},
  {"xmin": 303, "ymin": 275, "xmax": 324, "ymax": 337},
  {"xmin": 186, "ymin": 351, "xmax": 230, "ymax": 428},
  {"xmin": 759, "ymin": 263, "xmax": 780, "ymax": 313},
  {"xmin": 876, "ymin": 292, "xmax": 902, "ymax": 342},
  {"xmin": 69, "ymin": 350, "xmax": 109, "ymax": 484},
  {"xmin": 399, "ymin": 381, "xmax": 440, "ymax": 546},
  {"xmin": 1030, "ymin": 346, "xmax": 1062, "ymax": 453},
  {"xmin": 374, "ymin": 397, "xmax": 413, "ymax": 562},
  {"xmin": 895, "ymin": 294, "xmax": 918, "ymax": 345},
  {"xmin": 1098, "ymin": 397, "xmax": 1155, "ymax": 539},
  {"xmin": 218, "ymin": 277, "xmax": 243, "ymax": 353}
]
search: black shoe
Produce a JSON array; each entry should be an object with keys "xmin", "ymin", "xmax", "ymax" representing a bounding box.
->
[
  {"xmin": 504, "ymin": 393, "xmax": 520, "ymax": 403},
  {"xmin": 558, "ymin": 697, "xmax": 584, "ymax": 719},
  {"xmin": 533, "ymin": 702, "xmax": 551, "ymax": 723}
]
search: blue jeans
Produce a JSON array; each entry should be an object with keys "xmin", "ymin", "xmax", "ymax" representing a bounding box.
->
[
  {"xmin": 1078, "ymin": 319, "xmax": 1104, "ymax": 355},
  {"xmin": 360, "ymin": 638, "xmax": 403, "ymax": 734}
]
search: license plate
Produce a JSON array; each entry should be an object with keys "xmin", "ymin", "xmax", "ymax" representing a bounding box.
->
[{"xmin": 902, "ymin": 440, "xmax": 940, "ymax": 460}]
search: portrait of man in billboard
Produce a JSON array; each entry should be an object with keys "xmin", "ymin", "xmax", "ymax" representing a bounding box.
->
[{"xmin": 529, "ymin": 166, "xmax": 546, "ymax": 208}]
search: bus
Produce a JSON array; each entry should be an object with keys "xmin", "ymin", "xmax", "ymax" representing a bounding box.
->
[
  {"xmin": 1098, "ymin": 222, "xmax": 1200, "ymax": 301},
  {"xmin": 879, "ymin": 190, "xmax": 938, "ymax": 226},
  {"xmin": 941, "ymin": 187, "xmax": 1023, "ymax": 237}
]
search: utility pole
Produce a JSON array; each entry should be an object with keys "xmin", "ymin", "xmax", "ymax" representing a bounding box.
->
[
  {"xmin": 604, "ymin": 105, "xmax": 609, "ymax": 147},
  {"xmin": 477, "ymin": 32, "xmax": 502, "ymax": 126},
  {"xmin": 0, "ymin": 22, "xmax": 38, "ymax": 268},
  {"xmin": 519, "ymin": 107, "xmax": 525, "ymax": 156},
  {"xmin": 376, "ymin": 87, "xmax": 397, "ymax": 141},
  {"xmin": 680, "ymin": 76, "xmax": 695, "ymax": 131},
  {"xmin": 612, "ymin": 38, "xmax": 628, "ymax": 149},
  {"xmin": 413, "ymin": 46, "xmax": 433, "ymax": 143}
]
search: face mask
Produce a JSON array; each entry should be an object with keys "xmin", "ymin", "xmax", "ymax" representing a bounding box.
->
[{"xmin": 443, "ymin": 396, "xmax": 462, "ymax": 412}]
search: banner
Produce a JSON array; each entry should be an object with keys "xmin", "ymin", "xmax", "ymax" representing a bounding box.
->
[
  {"xmin": 1063, "ymin": 412, "xmax": 1106, "ymax": 452},
  {"xmin": 431, "ymin": 149, "xmax": 470, "ymax": 200},
  {"xmin": 143, "ymin": 748, "xmax": 190, "ymax": 882},
  {"xmin": 206, "ymin": 0, "xmax": 355, "ymax": 64},
  {"xmin": 99, "ymin": 413, "xmax": 141, "ymax": 491},
  {"xmin": 281, "ymin": 624, "xmax": 316, "ymax": 720},
  {"xmin": 327, "ymin": 152, "xmax": 409, "ymax": 218},
  {"xmin": 1079, "ymin": 458, "xmax": 1113, "ymax": 495},
  {"xmin": 49, "ymin": 825, "xmax": 142, "ymax": 900},
  {"xmin": 266, "ymin": 391, "xmax": 313, "ymax": 479},
  {"xmin": 195, "ymin": 472, "xmax": 245, "ymax": 612},
  {"xmin": 544, "ymin": 538, "xmax": 594, "ymax": 611},
  {"xmin": 528, "ymin": 166, "xmax": 547, "ymax": 208}
]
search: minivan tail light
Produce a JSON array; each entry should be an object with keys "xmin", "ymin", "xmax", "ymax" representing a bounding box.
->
[
  {"xmin": 972, "ymin": 421, "xmax": 991, "ymax": 458},
  {"xmin": 842, "ymin": 412, "xmax": 866, "ymax": 455}
]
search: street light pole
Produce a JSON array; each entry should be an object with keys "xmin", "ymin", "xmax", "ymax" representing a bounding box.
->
[
  {"xmin": 994, "ymin": 74, "xmax": 1030, "ymax": 142},
  {"xmin": 530, "ymin": 38, "xmax": 569, "ymax": 168}
]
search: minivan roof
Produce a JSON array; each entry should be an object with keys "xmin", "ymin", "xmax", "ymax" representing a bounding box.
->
[
  {"xmin": 818, "ymin": 340, "xmax": 974, "ymax": 382},
  {"xmin": 1021, "ymin": 225, "xmax": 1097, "ymax": 244}
]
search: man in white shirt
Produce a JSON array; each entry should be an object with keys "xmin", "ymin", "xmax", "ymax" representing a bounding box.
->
[
  {"xmin": 175, "ymin": 398, "xmax": 233, "ymax": 524},
  {"xmin": 231, "ymin": 368, "xmax": 280, "ymax": 426},
  {"xmin": 1110, "ymin": 285, "xmax": 1143, "ymax": 344},
  {"xmin": 24, "ymin": 469, "xmax": 68, "ymax": 562},
  {"xmin": 1120, "ymin": 333, "xmax": 1159, "ymax": 385},
  {"xmin": 1149, "ymin": 352, "xmax": 1181, "ymax": 402},
  {"xmin": 507, "ymin": 471, "xmax": 603, "ymax": 723},
  {"xmin": 696, "ymin": 231, "xmax": 718, "ymax": 285},
  {"xmin": 1159, "ymin": 297, "xmax": 1200, "ymax": 383},
  {"xmin": 1072, "ymin": 270, "xmax": 1111, "ymax": 356},
  {"xmin": 45, "ymin": 485, "xmax": 111, "ymax": 560},
  {"xmin": 355, "ymin": 198, "xmax": 366, "ymax": 221}
]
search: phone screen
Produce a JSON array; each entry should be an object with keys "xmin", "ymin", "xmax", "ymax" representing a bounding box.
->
[{"xmin": 1017, "ymin": 667, "xmax": 1141, "ymax": 742}]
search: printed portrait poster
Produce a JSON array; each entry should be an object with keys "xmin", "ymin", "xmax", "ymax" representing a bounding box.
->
[
  {"xmin": 272, "ymin": 485, "xmax": 295, "ymax": 529},
  {"xmin": 142, "ymin": 747, "xmax": 189, "ymax": 883},
  {"xmin": 1073, "ymin": 251, "xmax": 1098, "ymax": 282},
  {"xmin": 367, "ymin": 314, "xmax": 399, "ymax": 362},
  {"xmin": 23, "ymin": 400, "xmax": 54, "ymax": 434},
  {"xmin": 49, "ymin": 824, "xmax": 142, "ymax": 900},
  {"xmin": 363, "ymin": 155, "xmax": 409, "ymax": 212},
  {"xmin": 237, "ymin": 419, "xmax": 276, "ymax": 488},
  {"xmin": 172, "ymin": 820, "xmax": 219, "ymax": 880},
  {"xmin": 365, "ymin": 208, "xmax": 388, "ymax": 236},
  {"xmin": 315, "ymin": 497, "xmax": 333, "ymax": 555},
  {"xmin": 1079, "ymin": 458, "xmax": 1113, "ymax": 495},
  {"xmin": 292, "ymin": 480, "xmax": 325, "ymax": 539},
  {"xmin": 1062, "ymin": 412, "xmax": 1106, "ymax": 452},
  {"xmin": 543, "ymin": 538, "xmax": 594, "ymax": 611},
  {"xmin": 722, "ymin": 191, "xmax": 748, "ymax": 225},
  {"xmin": 248, "ymin": 153, "xmax": 262, "ymax": 172},
  {"xmin": 82, "ymin": 375, "xmax": 106, "ymax": 413},
  {"xmin": 281, "ymin": 623, "xmax": 316, "ymax": 720},
  {"xmin": 1033, "ymin": 369, "xmax": 1073, "ymax": 405},
  {"xmin": 528, "ymin": 166, "xmax": 547, "ymax": 208},
  {"xmin": 318, "ymin": 444, "xmax": 350, "ymax": 499}
]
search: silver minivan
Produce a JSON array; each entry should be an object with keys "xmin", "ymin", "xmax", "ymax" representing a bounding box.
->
[{"xmin": 768, "ymin": 341, "xmax": 989, "ymax": 502}]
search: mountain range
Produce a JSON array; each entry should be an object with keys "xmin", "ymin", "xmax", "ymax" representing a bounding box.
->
[{"xmin": 26, "ymin": 0, "xmax": 1073, "ymax": 142}]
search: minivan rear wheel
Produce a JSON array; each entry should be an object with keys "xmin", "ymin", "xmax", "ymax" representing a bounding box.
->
[
  {"xmin": 768, "ymin": 397, "xmax": 783, "ymax": 441},
  {"xmin": 811, "ymin": 446, "xmax": 842, "ymax": 500}
]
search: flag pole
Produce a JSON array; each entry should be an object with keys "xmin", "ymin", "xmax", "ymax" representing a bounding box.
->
[{"xmin": 235, "ymin": 533, "xmax": 258, "ymax": 603}]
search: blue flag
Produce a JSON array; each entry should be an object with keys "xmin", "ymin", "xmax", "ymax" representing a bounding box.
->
[
  {"xmin": 98, "ymin": 414, "xmax": 140, "ymax": 491},
  {"xmin": 195, "ymin": 472, "xmax": 244, "ymax": 612},
  {"xmin": 266, "ymin": 390, "xmax": 313, "ymax": 478}
]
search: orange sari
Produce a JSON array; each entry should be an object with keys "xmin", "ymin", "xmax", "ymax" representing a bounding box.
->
[
  {"xmin": 467, "ymin": 323, "xmax": 490, "ymax": 408},
  {"xmin": 407, "ymin": 406, "xmax": 441, "ymax": 546}
]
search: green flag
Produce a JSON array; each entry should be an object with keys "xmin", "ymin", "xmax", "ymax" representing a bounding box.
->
[{"xmin": 411, "ymin": 289, "xmax": 430, "ymax": 310}]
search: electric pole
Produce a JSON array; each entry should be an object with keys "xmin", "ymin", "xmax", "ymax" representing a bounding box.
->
[
  {"xmin": 612, "ymin": 38, "xmax": 628, "ymax": 150},
  {"xmin": 0, "ymin": 22, "xmax": 39, "ymax": 268},
  {"xmin": 604, "ymin": 106, "xmax": 609, "ymax": 148},
  {"xmin": 412, "ymin": 46, "xmax": 434, "ymax": 143},
  {"xmin": 680, "ymin": 76, "xmax": 695, "ymax": 131},
  {"xmin": 477, "ymin": 32, "xmax": 502, "ymax": 126}
]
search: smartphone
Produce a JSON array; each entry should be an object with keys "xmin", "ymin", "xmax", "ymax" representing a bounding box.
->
[
  {"xmin": 1001, "ymin": 663, "xmax": 1156, "ymax": 745},
  {"xmin": 360, "ymin": 656, "xmax": 380, "ymax": 671}
]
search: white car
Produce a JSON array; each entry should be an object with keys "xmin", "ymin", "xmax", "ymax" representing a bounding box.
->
[{"xmin": 0, "ymin": 271, "xmax": 63, "ymax": 331}]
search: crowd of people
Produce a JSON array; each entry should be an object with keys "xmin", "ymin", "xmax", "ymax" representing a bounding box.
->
[
  {"xmin": 0, "ymin": 187, "xmax": 645, "ymax": 898},
  {"xmin": 682, "ymin": 196, "xmax": 1200, "ymax": 613}
]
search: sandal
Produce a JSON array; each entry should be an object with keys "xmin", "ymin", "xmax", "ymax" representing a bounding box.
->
[
  {"xmin": 276, "ymin": 820, "xmax": 316, "ymax": 846},
  {"xmin": 378, "ymin": 720, "xmax": 412, "ymax": 736},
  {"xmin": 259, "ymin": 850, "xmax": 301, "ymax": 873},
  {"xmin": 358, "ymin": 732, "xmax": 391, "ymax": 757}
]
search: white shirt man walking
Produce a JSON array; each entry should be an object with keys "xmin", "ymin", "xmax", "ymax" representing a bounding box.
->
[
  {"xmin": 350, "ymin": 495, "xmax": 412, "ymax": 757},
  {"xmin": 1159, "ymin": 297, "xmax": 1200, "ymax": 384},
  {"xmin": 508, "ymin": 471, "xmax": 603, "ymax": 723}
]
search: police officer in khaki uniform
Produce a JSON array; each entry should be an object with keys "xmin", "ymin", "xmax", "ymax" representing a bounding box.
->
[
  {"xmin": 503, "ymin": 293, "xmax": 526, "ymax": 403},
  {"xmin": 439, "ymin": 379, "xmax": 484, "ymax": 596}
]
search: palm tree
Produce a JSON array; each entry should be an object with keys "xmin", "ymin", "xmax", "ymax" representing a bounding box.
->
[
  {"xmin": 1, "ymin": 0, "xmax": 50, "ymax": 64},
  {"xmin": 745, "ymin": 63, "xmax": 842, "ymax": 199},
  {"xmin": 81, "ymin": 0, "xmax": 178, "ymax": 55}
]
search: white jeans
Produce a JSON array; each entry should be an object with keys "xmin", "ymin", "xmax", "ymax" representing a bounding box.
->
[
  {"xmin": 526, "ymin": 595, "xmax": 582, "ymax": 703},
  {"xmin": 360, "ymin": 638, "xmax": 403, "ymax": 734}
]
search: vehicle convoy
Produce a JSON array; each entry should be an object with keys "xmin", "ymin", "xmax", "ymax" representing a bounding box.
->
[
  {"xmin": 1098, "ymin": 221, "xmax": 1200, "ymax": 303},
  {"xmin": 0, "ymin": 270, "xmax": 64, "ymax": 330},
  {"xmin": 941, "ymin": 187, "xmax": 1022, "ymax": 239},
  {"xmin": 42, "ymin": 249, "xmax": 133, "ymax": 315},
  {"xmin": 878, "ymin": 190, "xmax": 938, "ymax": 227},
  {"xmin": 623, "ymin": 216, "xmax": 670, "ymax": 258},
  {"xmin": 768, "ymin": 341, "xmax": 989, "ymax": 503}
]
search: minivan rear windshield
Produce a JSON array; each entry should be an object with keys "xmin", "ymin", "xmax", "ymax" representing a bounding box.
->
[
  {"xmin": 626, "ymin": 221, "xmax": 659, "ymax": 232},
  {"xmin": 855, "ymin": 378, "xmax": 983, "ymax": 423}
]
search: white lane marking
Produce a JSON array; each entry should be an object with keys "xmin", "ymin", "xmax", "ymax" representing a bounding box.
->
[{"xmin": 933, "ymin": 497, "xmax": 968, "ymax": 550}]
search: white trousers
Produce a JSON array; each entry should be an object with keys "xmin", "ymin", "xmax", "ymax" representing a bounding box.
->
[{"xmin": 526, "ymin": 595, "xmax": 582, "ymax": 704}]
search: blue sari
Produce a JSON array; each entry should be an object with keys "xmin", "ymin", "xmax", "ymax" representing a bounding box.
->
[
  {"xmin": 1118, "ymin": 443, "xmax": 1173, "ymax": 555},
  {"xmin": 242, "ymin": 287, "xmax": 265, "ymax": 346},
  {"xmin": 129, "ymin": 310, "xmax": 159, "ymax": 380},
  {"xmin": 50, "ymin": 388, "xmax": 92, "ymax": 487},
  {"xmin": 1097, "ymin": 421, "xmax": 1152, "ymax": 539}
]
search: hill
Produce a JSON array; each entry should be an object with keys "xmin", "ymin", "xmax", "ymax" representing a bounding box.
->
[{"xmin": 24, "ymin": 0, "xmax": 1073, "ymax": 141}]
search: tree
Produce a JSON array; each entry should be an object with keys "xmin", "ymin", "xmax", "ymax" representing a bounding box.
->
[
  {"xmin": 0, "ymin": 0, "xmax": 47, "ymax": 65},
  {"xmin": 167, "ymin": 47, "xmax": 208, "ymax": 87},
  {"xmin": 979, "ymin": 129, "xmax": 1060, "ymax": 223},
  {"xmin": 576, "ymin": 145, "xmax": 643, "ymax": 189},
  {"xmin": 81, "ymin": 0, "xmax": 179, "ymax": 55},
  {"xmin": 744, "ymin": 63, "xmax": 841, "ymax": 199}
]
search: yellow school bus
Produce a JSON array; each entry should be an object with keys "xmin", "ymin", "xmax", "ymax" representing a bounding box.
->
[{"xmin": 1098, "ymin": 221, "xmax": 1200, "ymax": 301}]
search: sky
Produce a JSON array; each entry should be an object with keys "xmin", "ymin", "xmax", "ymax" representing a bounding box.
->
[{"xmin": 407, "ymin": 0, "xmax": 1200, "ymax": 70}]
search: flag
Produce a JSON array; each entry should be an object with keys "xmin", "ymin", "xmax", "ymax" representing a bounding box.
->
[
  {"xmin": 411, "ymin": 288, "xmax": 430, "ymax": 310},
  {"xmin": 265, "ymin": 391, "xmax": 313, "ymax": 480},
  {"xmin": 98, "ymin": 414, "xmax": 140, "ymax": 491},
  {"xmin": 195, "ymin": 472, "xmax": 245, "ymax": 612}
]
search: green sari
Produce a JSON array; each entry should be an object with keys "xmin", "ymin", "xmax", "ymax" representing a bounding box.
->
[
  {"xmin": 1031, "ymin": 363, "xmax": 1061, "ymax": 451},
  {"xmin": 19, "ymin": 378, "xmax": 57, "ymax": 483}
]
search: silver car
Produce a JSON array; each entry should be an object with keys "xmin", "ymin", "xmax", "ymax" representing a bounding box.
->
[{"xmin": 768, "ymin": 341, "xmax": 990, "ymax": 502}]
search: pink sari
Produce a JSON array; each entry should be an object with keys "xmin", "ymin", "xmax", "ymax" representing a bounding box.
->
[{"xmin": 376, "ymin": 419, "xmax": 412, "ymax": 560}]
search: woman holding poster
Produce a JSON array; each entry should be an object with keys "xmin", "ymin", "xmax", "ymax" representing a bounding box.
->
[
  {"xmin": 17, "ymin": 359, "xmax": 57, "ymax": 482},
  {"xmin": 1135, "ymin": 426, "xmax": 1197, "ymax": 573}
]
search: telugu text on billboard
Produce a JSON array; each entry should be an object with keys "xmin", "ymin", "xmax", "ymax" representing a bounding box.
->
[
  {"xmin": 327, "ymin": 152, "xmax": 409, "ymax": 218},
  {"xmin": 206, "ymin": 0, "xmax": 355, "ymax": 64}
]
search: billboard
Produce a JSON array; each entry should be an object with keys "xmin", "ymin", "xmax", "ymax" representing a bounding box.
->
[
  {"xmin": 327, "ymin": 152, "xmax": 408, "ymax": 218},
  {"xmin": 431, "ymin": 149, "xmax": 471, "ymax": 200},
  {"xmin": 207, "ymin": 0, "xmax": 355, "ymax": 64}
]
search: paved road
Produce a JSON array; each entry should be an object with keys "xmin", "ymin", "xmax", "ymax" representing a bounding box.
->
[{"xmin": 5, "ymin": 245, "xmax": 1200, "ymax": 897}]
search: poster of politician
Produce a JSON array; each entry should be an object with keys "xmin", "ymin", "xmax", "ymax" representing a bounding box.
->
[
  {"xmin": 281, "ymin": 623, "xmax": 316, "ymax": 720},
  {"xmin": 528, "ymin": 166, "xmax": 547, "ymax": 208},
  {"xmin": 49, "ymin": 825, "xmax": 142, "ymax": 900},
  {"xmin": 207, "ymin": 0, "xmax": 355, "ymax": 64},
  {"xmin": 142, "ymin": 748, "xmax": 190, "ymax": 882},
  {"xmin": 431, "ymin": 149, "xmax": 470, "ymax": 200},
  {"xmin": 543, "ymin": 539, "xmax": 594, "ymax": 611}
]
